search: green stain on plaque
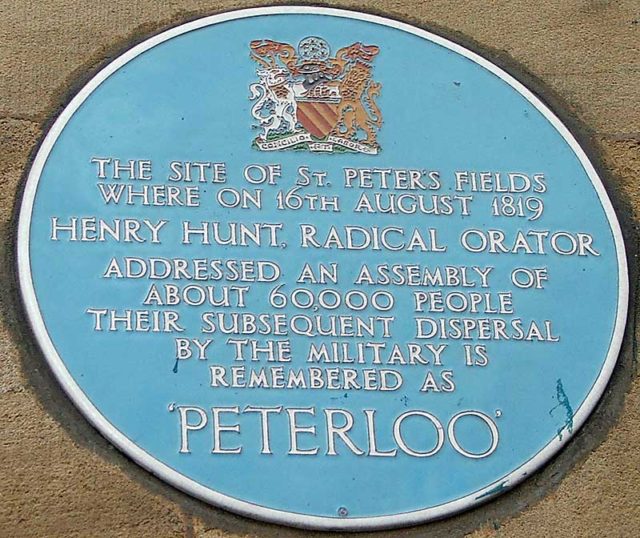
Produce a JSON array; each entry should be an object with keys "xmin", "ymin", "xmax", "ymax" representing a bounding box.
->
[
  {"xmin": 549, "ymin": 378, "xmax": 574, "ymax": 441},
  {"xmin": 476, "ymin": 481, "xmax": 509, "ymax": 500}
]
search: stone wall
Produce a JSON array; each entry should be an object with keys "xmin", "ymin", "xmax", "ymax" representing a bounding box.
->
[{"xmin": 1, "ymin": 1, "xmax": 638, "ymax": 536}]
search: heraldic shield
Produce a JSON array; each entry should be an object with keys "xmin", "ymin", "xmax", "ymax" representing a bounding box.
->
[{"xmin": 249, "ymin": 36, "xmax": 382, "ymax": 154}]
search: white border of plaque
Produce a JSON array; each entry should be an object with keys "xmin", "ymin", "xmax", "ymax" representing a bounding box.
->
[{"xmin": 16, "ymin": 6, "xmax": 628, "ymax": 531}]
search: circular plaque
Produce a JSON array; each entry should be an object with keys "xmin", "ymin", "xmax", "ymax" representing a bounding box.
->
[{"xmin": 17, "ymin": 7, "xmax": 628, "ymax": 530}]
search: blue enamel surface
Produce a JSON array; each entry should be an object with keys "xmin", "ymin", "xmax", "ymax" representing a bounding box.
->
[{"xmin": 28, "ymin": 14, "xmax": 620, "ymax": 519}]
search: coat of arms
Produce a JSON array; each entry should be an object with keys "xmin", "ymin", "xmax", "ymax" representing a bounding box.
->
[{"xmin": 249, "ymin": 36, "xmax": 382, "ymax": 154}]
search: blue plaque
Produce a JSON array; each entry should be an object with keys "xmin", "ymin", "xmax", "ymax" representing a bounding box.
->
[{"xmin": 17, "ymin": 7, "xmax": 628, "ymax": 530}]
